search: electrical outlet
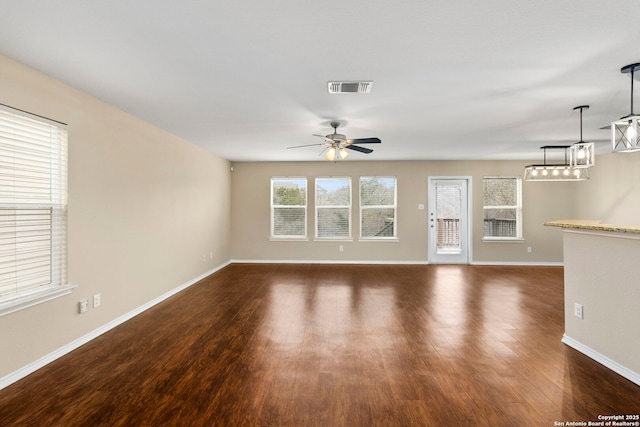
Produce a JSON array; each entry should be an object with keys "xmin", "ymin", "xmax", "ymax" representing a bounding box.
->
[
  {"xmin": 202, "ymin": 254, "xmax": 206, "ymax": 262},
  {"xmin": 339, "ymin": 245, "xmax": 344, "ymax": 252},
  {"xmin": 93, "ymin": 293, "xmax": 101, "ymax": 308},
  {"xmin": 574, "ymin": 303, "xmax": 583, "ymax": 319},
  {"xmin": 79, "ymin": 299, "xmax": 88, "ymax": 314},
  {"xmin": 527, "ymin": 246, "xmax": 532, "ymax": 253},
  {"xmin": 210, "ymin": 251, "xmax": 214, "ymax": 260}
]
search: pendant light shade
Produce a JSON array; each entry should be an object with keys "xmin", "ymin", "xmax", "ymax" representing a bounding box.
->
[
  {"xmin": 523, "ymin": 164, "xmax": 589, "ymax": 181},
  {"xmin": 570, "ymin": 143, "xmax": 595, "ymax": 167},
  {"xmin": 612, "ymin": 117, "xmax": 640, "ymax": 152},
  {"xmin": 569, "ymin": 105, "xmax": 595, "ymax": 168},
  {"xmin": 612, "ymin": 63, "xmax": 640, "ymax": 153}
]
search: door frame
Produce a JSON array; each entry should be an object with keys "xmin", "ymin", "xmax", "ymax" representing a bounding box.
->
[{"xmin": 427, "ymin": 176, "xmax": 473, "ymax": 264}]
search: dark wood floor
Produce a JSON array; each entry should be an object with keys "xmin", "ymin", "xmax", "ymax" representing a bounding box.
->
[{"xmin": 1, "ymin": 264, "xmax": 638, "ymax": 426}]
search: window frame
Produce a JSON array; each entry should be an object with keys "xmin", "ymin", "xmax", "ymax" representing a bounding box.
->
[
  {"xmin": 359, "ymin": 176, "xmax": 398, "ymax": 241},
  {"xmin": 482, "ymin": 176, "xmax": 523, "ymax": 241},
  {"xmin": 315, "ymin": 176, "xmax": 352, "ymax": 240},
  {"xmin": 0, "ymin": 104, "xmax": 72, "ymax": 317},
  {"xmin": 270, "ymin": 177, "xmax": 308, "ymax": 240}
]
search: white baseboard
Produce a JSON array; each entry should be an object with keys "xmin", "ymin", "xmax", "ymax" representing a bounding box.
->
[
  {"xmin": 562, "ymin": 334, "xmax": 640, "ymax": 387},
  {"xmin": 232, "ymin": 259, "xmax": 563, "ymax": 267},
  {"xmin": 471, "ymin": 261, "xmax": 564, "ymax": 266},
  {"xmin": 0, "ymin": 261, "xmax": 231, "ymax": 391},
  {"xmin": 230, "ymin": 259, "xmax": 431, "ymax": 265}
]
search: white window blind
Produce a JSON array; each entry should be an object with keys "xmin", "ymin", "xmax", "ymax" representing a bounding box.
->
[
  {"xmin": 315, "ymin": 177, "xmax": 351, "ymax": 239},
  {"xmin": 271, "ymin": 177, "xmax": 307, "ymax": 238},
  {"xmin": 0, "ymin": 105, "xmax": 69, "ymax": 316},
  {"xmin": 483, "ymin": 177, "xmax": 522, "ymax": 239},
  {"xmin": 360, "ymin": 177, "xmax": 397, "ymax": 239}
]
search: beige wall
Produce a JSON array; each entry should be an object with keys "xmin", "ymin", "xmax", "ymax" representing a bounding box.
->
[
  {"xmin": 230, "ymin": 160, "xmax": 578, "ymax": 263},
  {"xmin": 0, "ymin": 55, "xmax": 231, "ymax": 378},
  {"xmin": 573, "ymin": 151, "xmax": 640, "ymax": 225}
]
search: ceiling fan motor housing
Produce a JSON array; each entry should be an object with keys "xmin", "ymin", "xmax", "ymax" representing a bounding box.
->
[{"xmin": 328, "ymin": 133, "xmax": 347, "ymax": 142}]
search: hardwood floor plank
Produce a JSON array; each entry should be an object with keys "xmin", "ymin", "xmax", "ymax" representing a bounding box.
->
[{"xmin": 1, "ymin": 264, "xmax": 638, "ymax": 426}]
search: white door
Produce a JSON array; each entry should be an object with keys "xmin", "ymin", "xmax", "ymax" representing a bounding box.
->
[{"xmin": 428, "ymin": 177, "xmax": 471, "ymax": 264}]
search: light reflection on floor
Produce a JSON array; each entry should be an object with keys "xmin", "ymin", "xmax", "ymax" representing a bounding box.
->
[{"xmin": 261, "ymin": 265, "xmax": 533, "ymax": 374}]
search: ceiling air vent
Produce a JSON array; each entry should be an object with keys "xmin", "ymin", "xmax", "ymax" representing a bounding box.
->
[{"xmin": 328, "ymin": 81, "xmax": 373, "ymax": 94}]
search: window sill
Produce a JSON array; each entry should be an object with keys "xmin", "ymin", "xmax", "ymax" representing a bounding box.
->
[
  {"xmin": 482, "ymin": 238, "xmax": 525, "ymax": 243},
  {"xmin": 358, "ymin": 238, "xmax": 399, "ymax": 242},
  {"xmin": 269, "ymin": 237, "xmax": 309, "ymax": 242},
  {"xmin": 313, "ymin": 238, "xmax": 354, "ymax": 242},
  {"xmin": 0, "ymin": 284, "xmax": 76, "ymax": 317}
]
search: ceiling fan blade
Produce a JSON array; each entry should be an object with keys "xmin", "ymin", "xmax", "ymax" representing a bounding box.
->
[
  {"xmin": 344, "ymin": 137, "xmax": 381, "ymax": 145},
  {"xmin": 346, "ymin": 145, "xmax": 373, "ymax": 154},
  {"xmin": 287, "ymin": 143, "xmax": 325, "ymax": 149}
]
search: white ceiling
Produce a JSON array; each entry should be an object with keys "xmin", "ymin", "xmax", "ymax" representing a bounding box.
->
[{"xmin": 1, "ymin": 0, "xmax": 639, "ymax": 162}]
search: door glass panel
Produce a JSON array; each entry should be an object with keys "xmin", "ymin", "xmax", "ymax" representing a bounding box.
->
[{"xmin": 435, "ymin": 183, "xmax": 462, "ymax": 254}]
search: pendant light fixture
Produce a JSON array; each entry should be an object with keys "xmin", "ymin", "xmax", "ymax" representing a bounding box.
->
[
  {"xmin": 524, "ymin": 105, "xmax": 593, "ymax": 181},
  {"xmin": 612, "ymin": 63, "xmax": 640, "ymax": 153},
  {"xmin": 569, "ymin": 105, "xmax": 595, "ymax": 168},
  {"xmin": 524, "ymin": 145, "xmax": 589, "ymax": 181}
]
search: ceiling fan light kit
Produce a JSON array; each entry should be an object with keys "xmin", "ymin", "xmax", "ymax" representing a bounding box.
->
[
  {"xmin": 612, "ymin": 63, "xmax": 640, "ymax": 153},
  {"xmin": 325, "ymin": 144, "xmax": 349, "ymax": 161}
]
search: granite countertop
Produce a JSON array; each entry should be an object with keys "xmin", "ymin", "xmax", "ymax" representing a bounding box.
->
[{"xmin": 544, "ymin": 219, "xmax": 640, "ymax": 234}]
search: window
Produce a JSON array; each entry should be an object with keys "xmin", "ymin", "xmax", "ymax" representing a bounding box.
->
[
  {"xmin": 483, "ymin": 177, "xmax": 522, "ymax": 240},
  {"xmin": 360, "ymin": 177, "xmax": 397, "ymax": 239},
  {"xmin": 271, "ymin": 177, "xmax": 307, "ymax": 239},
  {"xmin": 315, "ymin": 177, "xmax": 351, "ymax": 239},
  {"xmin": 0, "ymin": 105, "xmax": 70, "ymax": 316}
]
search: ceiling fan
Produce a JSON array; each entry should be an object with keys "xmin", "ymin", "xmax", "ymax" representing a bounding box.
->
[{"xmin": 287, "ymin": 122, "xmax": 381, "ymax": 160}]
